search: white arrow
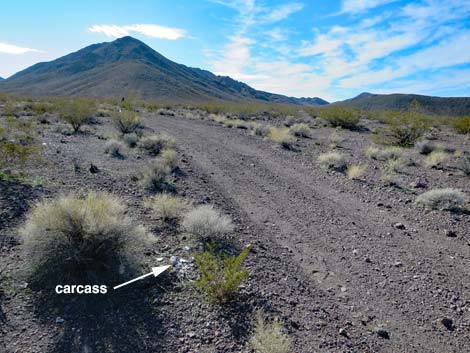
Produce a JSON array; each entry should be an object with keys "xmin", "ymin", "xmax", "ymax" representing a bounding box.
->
[{"xmin": 113, "ymin": 265, "xmax": 170, "ymax": 290}]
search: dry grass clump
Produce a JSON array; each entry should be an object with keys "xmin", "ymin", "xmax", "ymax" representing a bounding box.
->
[
  {"xmin": 424, "ymin": 150, "xmax": 448, "ymax": 169},
  {"xmin": 209, "ymin": 114, "xmax": 228, "ymax": 124},
  {"xmin": 320, "ymin": 106, "xmax": 360, "ymax": 130},
  {"xmin": 289, "ymin": 123, "xmax": 311, "ymax": 137},
  {"xmin": 195, "ymin": 244, "xmax": 249, "ymax": 304},
  {"xmin": 457, "ymin": 155, "xmax": 470, "ymax": 177},
  {"xmin": 251, "ymin": 123, "xmax": 271, "ymax": 137},
  {"xmin": 113, "ymin": 110, "xmax": 140, "ymax": 134},
  {"xmin": 347, "ymin": 164, "xmax": 367, "ymax": 179},
  {"xmin": 249, "ymin": 310, "xmax": 292, "ymax": 353},
  {"xmin": 138, "ymin": 134, "xmax": 176, "ymax": 155},
  {"xmin": 59, "ymin": 98, "xmax": 96, "ymax": 132},
  {"xmin": 104, "ymin": 139, "xmax": 126, "ymax": 157},
  {"xmin": 223, "ymin": 119, "xmax": 249, "ymax": 129},
  {"xmin": 140, "ymin": 159, "xmax": 172, "ymax": 192},
  {"xmin": 268, "ymin": 127, "xmax": 295, "ymax": 149},
  {"xmin": 318, "ymin": 152, "xmax": 347, "ymax": 171},
  {"xmin": 384, "ymin": 158, "xmax": 407, "ymax": 174},
  {"xmin": 182, "ymin": 205, "xmax": 234, "ymax": 238},
  {"xmin": 145, "ymin": 194, "xmax": 190, "ymax": 222},
  {"xmin": 364, "ymin": 146, "xmax": 404, "ymax": 161},
  {"xmin": 415, "ymin": 188, "xmax": 467, "ymax": 211},
  {"xmin": 158, "ymin": 148, "xmax": 178, "ymax": 171},
  {"xmin": 20, "ymin": 192, "xmax": 150, "ymax": 287},
  {"xmin": 122, "ymin": 132, "xmax": 140, "ymax": 147},
  {"xmin": 328, "ymin": 130, "xmax": 343, "ymax": 148}
]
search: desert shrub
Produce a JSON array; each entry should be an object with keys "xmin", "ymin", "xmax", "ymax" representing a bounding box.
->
[
  {"xmin": 122, "ymin": 132, "xmax": 140, "ymax": 147},
  {"xmin": 140, "ymin": 160, "xmax": 172, "ymax": 192},
  {"xmin": 290, "ymin": 123, "xmax": 311, "ymax": 137},
  {"xmin": 113, "ymin": 110, "xmax": 140, "ymax": 134},
  {"xmin": 249, "ymin": 310, "xmax": 292, "ymax": 353},
  {"xmin": 20, "ymin": 192, "xmax": 150, "ymax": 287},
  {"xmin": 320, "ymin": 106, "xmax": 360, "ymax": 130},
  {"xmin": 384, "ymin": 158, "xmax": 406, "ymax": 173},
  {"xmin": 31, "ymin": 101, "xmax": 54, "ymax": 115},
  {"xmin": 415, "ymin": 188, "xmax": 467, "ymax": 211},
  {"xmin": 268, "ymin": 127, "xmax": 295, "ymax": 149},
  {"xmin": 209, "ymin": 114, "xmax": 228, "ymax": 124},
  {"xmin": 224, "ymin": 119, "xmax": 248, "ymax": 129},
  {"xmin": 415, "ymin": 140, "xmax": 435, "ymax": 155},
  {"xmin": 317, "ymin": 152, "xmax": 347, "ymax": 171},
  {"xmin": 328, "ymin": 130, "xmax": 343, "ymax": 148},
  {"xmin": 347, "ymin": 164, "xmax": 367, "ymax": 179},
  {"xmin": 364, "ymin": 146, "xmax": 403, "ymax": 161},
  {"xmin": 373, "ymin": 110, "xmax": 430, "ymax": 147},
  {"xmin": 457, "ymin": 155, "xmax": 470, "ymax": 177},
  {"xmin": 59, "ymin": 98, "xmax": 96, "ymax": 132},
  {"xmin": 158, "ymin": 148, "xmax": 178, "ymax": 171},
  {"xmin": 138, "ymin": 134, "xmax": 176, "ymax": 156},
  {"xmin": 195, "ymin": 244, "xmax": 249, "ymax": 304},
  {"xmin": 251, "ymin": 123, "xmax": 271, "ymax": 137},
  {"xmin": 424, "ymin": 150, "xmax": 448, "ymax": 169},
  {"xmin": 145, "ymin": 194, "xmax": 189, "ymax": 222},
  {"xmin": 283, "ymin": 116, "xmax": 295, "ymax": 127},
  {"xmin": 453, "ymin": 117, "xmax": 470, "ymax": 134},
  {"xmin": 104, "ymin": 139, "xmax": 126, "ymax": 157},
  {"xmin": 381, "ymin": 173, "xmax": 400, "ymax": 186},
  {"xmin": 182, "ymin": 205, "xmax": 234, "ymax": 238}
]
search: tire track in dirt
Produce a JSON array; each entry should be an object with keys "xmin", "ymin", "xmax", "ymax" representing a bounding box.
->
[{"xmin": 149, "ymin": 113, "xmax": 469, "ymax": 353}]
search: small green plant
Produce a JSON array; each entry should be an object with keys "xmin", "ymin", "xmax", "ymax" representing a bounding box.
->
[
  {"xmin": 145, "ymin": 193, "xmax": 189, "ymax": 222},
  {"xmin": 59, "ymin": 98, "xmax": 96, "ymax": 132},
  {"xmin": 249, "ymin": 310, "xmax": 292, "ymax": 353},
  {"xmin": 424, "ymin": 150, "xmax": 448, "ymax": 169},
  {"xmin": 182, "ymin": 205, "xmax": 234, "ymax": 238},
  {"xmin": 113, "ymin": 110, "xmax": 140, "ymax": 134},
  {"xmin": 289, "ymin": 123, "xmax": 311, "ymax": 137},
  {"xmin": 347, "ymin": 164, "xmax": 367, "ymax": 179},
  {"xmin": 415, "ymin": 188, "xmax": 467, "ymax": 211},
  {"xmin": 268, "ymin": 127, "xmax": 295, "ymax": 149},
  {"xmin": 453, "ymin": 117, "xmax": 470, "ymax": 134},
  {"xmin": 317, "ymin": 152, "xmax": 347, "ymax": 171},
  {"xmin": 195, "ymin": 244, "xmax": 249, "ymax": 304},
  {"xmin": 138, "ymin": 134, "xmax": 176, "ymax": 156},
  {"xmin": 320, "ymin": 106, "xmax": 360, "ymax": 130},
  {"xmin": 20, "ymin": 192, "xmax": 150, "ymax": 287}
]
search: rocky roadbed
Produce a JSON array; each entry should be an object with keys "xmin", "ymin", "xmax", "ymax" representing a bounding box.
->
[{"xmin": 0, "ymin": 110, "xmax": 469, "ymax": 353}]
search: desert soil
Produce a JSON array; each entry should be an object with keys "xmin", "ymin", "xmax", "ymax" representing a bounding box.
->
[{"xmin": 0, "ymin": 109, "xmax": 469, "ymax": 353}]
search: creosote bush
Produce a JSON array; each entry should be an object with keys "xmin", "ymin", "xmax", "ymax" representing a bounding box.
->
[
  {"xmin": 453, "ymin": 116, "xmax": 470, "ymax": 134},
  {"xmin": 320, "ymin": 106, "xmax": 360, "ymax": 130},
  {"xmin": 268, "ymin": 127, "xmax": 295, "ymax": 149},
  {"xmin": 195, "ymin": 244, "xmax": 249, "ymax": 304},
  {"xmin": 20, "ymin": 192, "xmax": 150, "ymax": 287},
  {"xmin": 145, "ymin": 194, "xmax": 189, "ymax": 222},
  {"xmin": 182, "ymin": 205, "xmax": 234, "ymax": 238},
  {"xmin": 138, "ymin": 134, "xmax": 176, "ymax": 156},
  {"xmin": 289, "ymin": 123, "xmax": 311, "ymax": 137},
  {"xmin": 59, "ymin": 98, "xmax": 96, "ymax": 132},
  {"xmin": 415, "ymin": 188, "xmax": 467, "ymax": 211},
  {"xmin": 318, "ymin": 152, "xmax": 347, "ymax": 171},
  {"xmin": 104, "ymin": 139, "xmax": 125, "ymax": 157},
  {"xmin": 113, "ymin": 109, "xmax": 140, "ymax": 134},
  {"xmin": 249, "ymin": 310, "xmax": 292, "ymax": 353}
]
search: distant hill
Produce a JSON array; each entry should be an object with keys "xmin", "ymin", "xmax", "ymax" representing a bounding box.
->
[
  {"xmin": 334, "ymin": 92, "xmax": 470, "ymax": 116},
  {"xmin": 0, "ymin": 36, "xmax": 328, "ymax": 106},
  {"xmin": 0, "ymin": 77, "xmax": 4, "ymax": 81}
]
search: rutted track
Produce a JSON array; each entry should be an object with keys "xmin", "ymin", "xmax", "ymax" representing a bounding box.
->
[{"xmin": 148, "ymin": 113, "xmax": 470, "ymax": 353}]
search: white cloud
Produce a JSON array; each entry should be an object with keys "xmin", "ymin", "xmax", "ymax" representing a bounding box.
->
[
  {"xmin": 263, "ymin": 2, "xmax": 304, "ymax": 23},
  {"xmin": 88, "ymin": 24, "xmax": 186, "ymax": 40},
  {"xmin": 341, "ymin": 0, "xmax": 398, "ymax": 14},
  {"xmin": 0, "ymin": 42, "xmax": 43, "ymax": 55}
]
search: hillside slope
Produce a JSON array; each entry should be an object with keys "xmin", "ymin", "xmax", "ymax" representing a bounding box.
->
[
  {"xmin": 0, "ymin": 36, "xmax": 328, "ymax": 106},
  {"xmin": 334, "ymin": 92, "xmax": 470, "ymax": 116}
]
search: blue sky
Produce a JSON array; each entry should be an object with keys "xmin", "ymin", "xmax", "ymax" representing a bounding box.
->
[{"xmin": 1, "ymin": 0, "xmax": 469, "ymax": 101}]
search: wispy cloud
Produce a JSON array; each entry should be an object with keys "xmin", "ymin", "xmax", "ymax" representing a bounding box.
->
[
  {"xmin": 340, "ymin": 0, "xmax": 398, "ymax": 14},
  {"xmin": 88, "ymin": 24, "xmax": 186, "ymax": 40},
  {"xmin": 263, "ymin": 2, "xmax": 304, "ymax": 23},
  {"xmin": 0, "ymin": 42, "xmax": 43, "ymax": 55}
]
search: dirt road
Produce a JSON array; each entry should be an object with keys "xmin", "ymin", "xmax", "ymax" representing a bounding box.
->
[{"xmin": 150, "ymin": 113, "xmax": 470, "ymax": 353}]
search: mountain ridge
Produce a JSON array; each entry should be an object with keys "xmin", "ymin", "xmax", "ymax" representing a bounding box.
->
[{"xmin": 0, "ymin": 36, "xmax": 328, "ymax": 106}]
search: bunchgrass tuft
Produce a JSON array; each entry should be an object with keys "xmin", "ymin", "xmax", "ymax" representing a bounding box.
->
[
  {"xmin": 415, "ymin": 188, "xmax": 467, "ymax": 211},
  {"xmin": 182, "ymin": 205, "xmax": 234, "ymax": 238}
]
